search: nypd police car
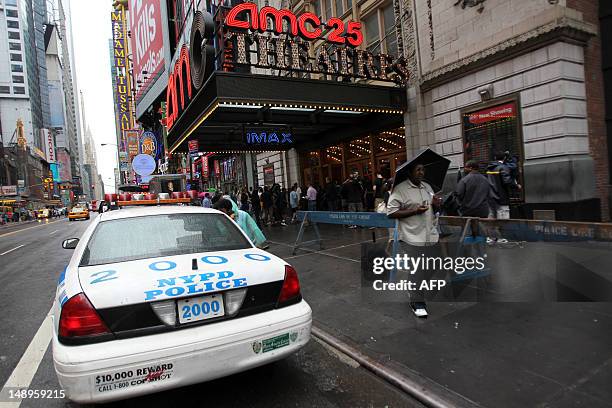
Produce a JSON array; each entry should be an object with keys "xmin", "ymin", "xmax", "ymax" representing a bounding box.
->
[{"xmin": 52, "ymin": 204, "xmax": 312, "ymax": 403}]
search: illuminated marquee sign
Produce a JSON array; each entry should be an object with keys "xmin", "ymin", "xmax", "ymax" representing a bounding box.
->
[
  {"xmin": 165, "ymin": 5, "xmax": 409, "ymax": 131},
  {"xmin": 224, "ymin": 4, "xmax": 409, "ymax": 85},
  {"xmin": 111, "ymin": 8, "xmax": 135, "ymax": 132},
  {"xmin": 245, "ymin": 127, "xmax": 293, "ymax": 145}
]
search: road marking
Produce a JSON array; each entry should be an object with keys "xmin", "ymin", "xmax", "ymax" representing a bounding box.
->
[
  {"xmin": 0, "ymin": 245, "xmax": 25, "ymax": 256},
  {"xmin": 0, "ymin": 307, "xmax": 53, "ymax": 407},
  {"xmin": 49, "ymin": 230, "xmax": 59, "ymax": 235},
  {"xmin": 0, "ymin": 220, "xmax": 63, "ymax": 239}
]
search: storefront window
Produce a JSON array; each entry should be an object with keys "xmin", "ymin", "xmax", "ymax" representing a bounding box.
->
[{"xmin": 463, "ymin": 101, "xmax": 523, "ymax": 200}]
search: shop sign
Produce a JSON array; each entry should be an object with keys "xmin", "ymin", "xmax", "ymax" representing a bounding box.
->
[
  {"xmin": 1, "ymin": 186, "xmax": 17, "ymax": 196},
  {"xmin": 42, "ymin": 128, "xmax": 56, "ymax": 164},
  {"xmin": 128, "ymin": 0, "xmax": 165, "ymax": 104},
  {"xmin": 188, "ymin": 140, "xmax": 199, "ymax": 155},
  {"xmin": 132, "ymin": 153, "xmax": 157, "ymax": 176},
  {"xmin": 245, "ymin": 128, "xmax": 293, "ymax": 145},
  {"xmin": 165, "ymin": 5, "xmax": 409, "ymax": 130},
  {"xmin": 202, "ymin": 157, "xmax": 209, "ymax": 179},
  {"xmin": 263, "ymin": 165, "xmax": 274, "ymax": 186},
  {"xmin": 214, "ymin": 160, "xmax": 220, "ymax": 175},
  {"xmin": 224, "ymin": 4, "xmax": 409, "ymax": 85},
  {"xmin": 111, "ymin": 7, "xmax": 135, "ymax": 132},
  {"xmin": 126, "ymin": 130, "xmax": 140, "ymax": 161},
  {"xmin": 17, "ymin": 180, "xmax": 25, "ymax": 188},
  {"xmin": 468, "ymin": 103, "xmax": 516, "ymax": 124},
  {"xmin": 140, "ymin": 131, "xmax": 157, "ymax": 157}
]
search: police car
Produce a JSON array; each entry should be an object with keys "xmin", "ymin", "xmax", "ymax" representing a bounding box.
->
[{"xmin": 52, "ymin": 203, "xmax": 312, "ymax": 403}]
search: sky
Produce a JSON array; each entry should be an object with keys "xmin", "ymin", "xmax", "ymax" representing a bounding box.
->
[{"xmin": 69, "ymin": 0, "xmax": 117, "ymax": 193}]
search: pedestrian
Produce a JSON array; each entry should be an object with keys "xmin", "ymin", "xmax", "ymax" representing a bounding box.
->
[
  {"xmin": 289, "ymin": 185, "xmax": 299, "ymax": 223},
  {"xmin": 213, "ymin": 198, "xmax": 269, "ymax": 250},
  {"xmin": 373, "ymin": 172, "xmax": 385, "ymax": 210},
  {"xmin": 324, "ymin": 177, "xmax": 337, "ymax": 211},
  {"xmin": 344, "ymin": 172, "xmax": 364, "ymax": 228},
  {"xmin": 251, "ymin": 186, "xmax": 262, "ymax": 227},
  {"xmin": 201, "ymin": 193, "xmax": 212, "ymax": 208},
  {"xmin": 261, "ymin": 186, "xmax": 273, "ymax": 225},
  {"xmin": 486, "ymin": 151, "xmax": 521, "ymax": 220},
  {"xmin": 455, "ymin": 160, "xmax": 490, "ymax": 218},
  {"xmin": 387, "ymin": 161, "xmax": 442, "ymax": 318},
  {"xmin": 306, "ymin": 183, "xmax": 317, "ymax": 211},
  {"xmin": 240, "ymin": 189, "xmax": 250, "ymax": 212}
]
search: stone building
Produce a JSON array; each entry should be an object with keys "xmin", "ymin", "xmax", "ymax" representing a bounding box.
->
[{"xmin": 398, "ymin": 0, "xmax": 610, "ymax": 221}]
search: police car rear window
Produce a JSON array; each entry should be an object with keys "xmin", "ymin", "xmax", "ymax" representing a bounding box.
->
[{"xmin": 80, "ymin": 213, "xmax": 252, "ymax": 266}]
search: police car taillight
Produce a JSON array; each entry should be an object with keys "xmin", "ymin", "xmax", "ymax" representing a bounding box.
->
[
  {"xmin": 59, "ymin": 293, "xmax": 110, "ymax": 338},
  {"xmin": 277, "ymin": 265, "xmax": 301, "ymax": 307}
]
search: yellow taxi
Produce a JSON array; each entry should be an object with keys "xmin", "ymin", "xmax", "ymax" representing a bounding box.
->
[{"xmin": 68, "ymin": 206, "xmax": 89, "ymax": 221}]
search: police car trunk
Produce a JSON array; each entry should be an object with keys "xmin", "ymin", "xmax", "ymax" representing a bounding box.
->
[{"xmin": 59, "ymin": 207, "xmax": 304, "ymax": 345}]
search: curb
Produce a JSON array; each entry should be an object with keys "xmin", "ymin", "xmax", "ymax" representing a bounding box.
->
[{"xmin": 311, "ymin": 325, "xmax": 483, "ymax": 408}]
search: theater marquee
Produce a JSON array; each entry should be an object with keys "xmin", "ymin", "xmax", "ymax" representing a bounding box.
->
[{"xmin": 165, "ymin": 4, "xmax": 409, "ymax": 131}]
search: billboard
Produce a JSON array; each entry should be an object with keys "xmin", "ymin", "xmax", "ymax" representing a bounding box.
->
[
  {"xmin": 126, "ymin": 130, "xmax": 140, "ymax": 162},
  {"xmin": 56, "ymin": 149, "xmax": 72, "ymax": 182},
  {"xmin": 111, "ymin": 7, "xmax": 136, "ymax": 147},
  {"xmin": 42, "ymin": 128, "xmax": 56, "ymax": 164},
  {"xmin": 129, "ymin": 0, "xmax": 171, "ymax": 118}
]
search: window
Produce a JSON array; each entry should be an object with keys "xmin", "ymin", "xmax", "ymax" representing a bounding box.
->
[
  {"xmin": 13, "ymin": 86, "xmax": 25, "ymax": 94},
  {"xmin": 6, "ymin": 9, "xmax": 18, "ymax": 18},
  {"xmin": 463, "ymin": 101, "xmax": 523, "ymax": 202},
  {"xmin": 324, "ymin": 0, "xmax": 332, "ymax": 20},
  {"xmin": 12, "ymin": 75, "xmax": 24, "ymax": 83},
  {"xmin": 79, "ymin": 213, "xmax": 252, "ymax": 266},
  {"xmin": 5, "ymin": 0, "xmax": 18, "ymax": 6},
  {"xmin": 9, "ymin": 42, "xmax": 21, "ymax": 51},
  {"xmin": 10, "ymin": 53, "xmax": 22, "ymax": 62},
  {"xmin": 0, "ymin": 86, "xmax": 10, "ymax": 94},
  {"xmin": 382, "ymin": 4, "xmax": 398, "ymax": 56},
  {"xmin": 364, "ymin": 12, "xmax": 380, "ymax": 52},
  {"xmin": 8, "ymin": 31, "xmax": 19, "ymax": 40},
  {"xmin": 7, "ymin": 20, "xmax": 19, "ymax": 29},
  {"xmin": 314, "ymin": 0, "xmax": 321, "ymax": 17},
  {"xmin": 11, "ymin": 64, "xmax": 23, "ymax": 73},
  {"xmin": 335, "ymin": 0, "xmax": 344, "ymax": 17}
]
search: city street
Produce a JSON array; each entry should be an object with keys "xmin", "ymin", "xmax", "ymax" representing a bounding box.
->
[{"xmin": 0, "ymin": 216, "xmax": 423, "ymax": 408}]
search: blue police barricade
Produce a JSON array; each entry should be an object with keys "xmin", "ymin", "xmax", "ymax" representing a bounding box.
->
[{"xmin": 293, "ymin": 211, "xmax": 400, "ymax": 279}]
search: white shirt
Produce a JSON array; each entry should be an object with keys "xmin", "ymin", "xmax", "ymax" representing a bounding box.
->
[{"xmin": 386, "ymin": 179, "xmax": 439, "ymax": 246}]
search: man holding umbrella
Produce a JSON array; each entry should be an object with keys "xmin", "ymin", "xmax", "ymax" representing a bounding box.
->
[{"xmin": 387, "ymin": 149, "xmax": 449, "ymax": 318}]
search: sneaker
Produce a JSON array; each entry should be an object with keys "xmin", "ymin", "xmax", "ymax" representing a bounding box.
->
[
  {"xmin": 348, "ymin": 225, "xmax": 357, "ymax": 229},
  {"xmin": 497, "ymin": 238, "xmax": 509, "ymax": 244},
  {"xmin": 409, "ymin": 302, "xmax": 428, "ymax": 318},
  {"xmin": 486, "ymin": 237, "xmax": 495, "ymax": 245},
  {"xmin": 281, "ymin": 222, "xmax": 287, "ymax": 226}
]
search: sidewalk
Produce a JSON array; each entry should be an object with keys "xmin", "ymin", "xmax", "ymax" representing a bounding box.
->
[{"xmin": 262, "ymin": 222, "xmax": 612, "ymax": 408}]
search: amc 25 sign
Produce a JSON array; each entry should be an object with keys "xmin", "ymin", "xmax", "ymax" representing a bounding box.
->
[
  {"xmin": 224, "ymin": 4, "xmax": 409, "ymax": 84},
  {"xmin": 165, "ymin": 4, "xmax": 409, "ymax": 131}
]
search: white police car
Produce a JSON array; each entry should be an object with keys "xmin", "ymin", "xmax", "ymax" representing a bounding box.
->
[{"xmin": 52, "ymin": 205, "xmax": 311, "ymax": 403}]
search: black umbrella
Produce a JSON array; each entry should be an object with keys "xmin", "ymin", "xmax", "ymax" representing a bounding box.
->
[{"xmin": 393, "ymin": 148, "xmax": 451, "ymax": 192}]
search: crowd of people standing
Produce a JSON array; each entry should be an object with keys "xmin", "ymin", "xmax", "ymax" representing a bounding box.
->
[{"xmin": 204, "ymin": 170, "xmax": 395, "ymax": 229}]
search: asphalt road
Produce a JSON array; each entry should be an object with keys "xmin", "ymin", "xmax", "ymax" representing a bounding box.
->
[{"xmin": 0, "ymin": 216, "xmax": 422, "ymax": 408}]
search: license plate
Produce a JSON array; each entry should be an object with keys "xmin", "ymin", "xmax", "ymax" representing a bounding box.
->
[
  {"xmin": 262, "ymin": 333, "xmax": 290, "ymax": 353},
  {"xmin": 177, "ymin": 294, "xmax": 225, "ymax": 324}
]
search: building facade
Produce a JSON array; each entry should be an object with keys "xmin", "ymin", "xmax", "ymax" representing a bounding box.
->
[{"xmin": 399, "ymin": 0, "xmax": 610, "ymax": 221}]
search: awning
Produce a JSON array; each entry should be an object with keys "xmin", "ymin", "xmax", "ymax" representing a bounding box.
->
[{"xmin": 167, "ymin": 71, "xmax": 406, "ymax": 153}]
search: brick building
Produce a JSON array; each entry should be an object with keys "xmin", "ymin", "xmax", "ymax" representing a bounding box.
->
[{"xmin": 398, "ymin": 0, "xmax": 610, "ymax": 221}]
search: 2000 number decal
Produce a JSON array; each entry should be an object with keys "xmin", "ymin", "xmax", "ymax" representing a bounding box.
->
[{"xmin": 181, "ymin": 299, "xmax": 221, "ymax": 320}]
